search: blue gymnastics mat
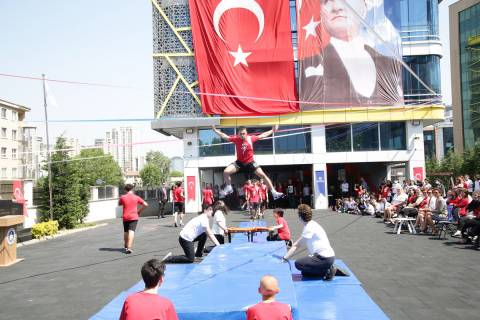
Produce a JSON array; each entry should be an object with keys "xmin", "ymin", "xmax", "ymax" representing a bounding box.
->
[
  {"xmin": 289, "ymin": 259, "xmax": 361, "ymax": 286},
  {"xmin": 162, "ymin": 241, "xmax": 298, "ymax": 320}
]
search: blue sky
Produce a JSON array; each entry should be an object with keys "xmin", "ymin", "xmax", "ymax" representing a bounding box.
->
[{"xmin": 0, "ymin": 0, "xmax": 456, "ymax": 158}]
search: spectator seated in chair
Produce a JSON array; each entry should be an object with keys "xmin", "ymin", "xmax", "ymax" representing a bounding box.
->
[
  {"xmin": 384, "ymin": 188, "xmax": 407, "ymax": 223},
  {"xmin": 423, "ymin": 188, "xmax": 448, "ymax": 234}
]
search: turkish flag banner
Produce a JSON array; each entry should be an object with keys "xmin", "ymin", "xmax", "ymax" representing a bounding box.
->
[
  {"xmin": 187, "ymin": 176, "xmax": 196, "ymax": 201},
  {"xmin": 413, "ymin": 167, "xmax": 424, "ymax": 182},
  {"xmin": 189, "ymin": 0, "xmax": 298, "ymax": 116}
]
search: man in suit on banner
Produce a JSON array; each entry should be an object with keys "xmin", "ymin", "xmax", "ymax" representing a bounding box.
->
[{"xmin": 299, "ymin": 0, "xmax": 403, "ymax": 109}]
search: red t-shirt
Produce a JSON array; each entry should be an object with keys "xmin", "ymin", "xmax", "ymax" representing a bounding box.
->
[
  {"xmin": 381, "ymin": 186, "xmax": 390, "ymax": 198},
  {"xmin": 174, "ymin": 187, "xmax": 184, "ymax": 203},
  {"xmin": 276, "ymin": 216, "xmax": 291, "ymax": 240},
  {"xmin": 229, "ymin": 135, "xmax": 259, "ymax": 164},
  {"xmin": 246, "ymin": 301, "xmax": 292, "ymax": 320},
  {"xmin": 260, "ymin": 185, "xmax": 268, "ymax": 201},
  {"xmin": 119, "ymin": 292, "xmax": 178, "ymax": 320},
  {"xmin": 202, "ymin": 189, "xmax": 213, "ymax": 205},
  {"xmin": 119, "ymin": 193, "xmax": 145, "ymax": 221},
  {"xmin": 244, "ymin": 184, "xmax": 253, "ymax": 200},
  {"xmin": 249, "ymin": 186, "xmax": 261, "ymax": 203}
]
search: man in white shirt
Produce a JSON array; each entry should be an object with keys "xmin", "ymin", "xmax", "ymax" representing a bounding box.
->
[
  {"xmin": 474, "ymin": 175, "xmax": 480, "ymax": 192},
  {"xmin": 164, "ymin": 206, "xmax": 220, "ymax": 263},
  {"xmin": 465, "ymin": 175, "xmax": 474, "ymax": 193},
  {"xmin": 283, "ymin": 204, "xmax": 336, "ymax": 280},
  {"xmin": 341, "ymin": 180, "xmax": 349, "ymax": 198}
]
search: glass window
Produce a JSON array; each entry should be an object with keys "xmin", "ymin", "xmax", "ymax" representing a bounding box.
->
[
  {"xmin": 247, "ymin": 127, "xmax": 273, "ymax": 154},
  {"xmin": 1, "ymin": 128, "xmax": 6, "ymax": 138},
  {"xmin": 352, "ymin": 123, "xmax": 379, "ymax": 151},
  {"xmin": 12, "ymin": 168, "xmax": 17, "ymax": 179},
  {"xmin": 403, "ymin": 55, "xmax": 441, "ymax": 99},
  {"xmin": 443, "ymin": 127, "xmax": 454, "ymax": 156},
  {"xmin": 198, "ymin": 128, "xmax": 235, "ymax": 157},
  {"xmin": 11, "ymin": 111, "xmax": 18, "ymax": 121},
  {"xmin": 380, "ymin": 122, "xmax": 406, "ymax": 150},
  {"xmin": 274, "ymin": 125, "xmax": 311, "ymax": 154},
  {"xmin": 423, "ymin": 130, "xmax": 436, "ymax": 159},
  {"xmin": 326, "ymin": 124, "xmax": 351, "ymax": 152},
  {"xmin": 1, "ymin": 168, "xmax": 6, "ymax": 178},
  {"xmin": 1, "ymin": 147, "xmax": 6, "ymax": 158},
  {"xmin": 12, "ymin": 149, "xmax": 17, "ymax": 159},
  {"xmin": 1, "ymin": 108, "xmax": 6, "ymax": 119},
  {"xmin": 12, "ymin": 130, "xmax": 17, "ymax": 140}
]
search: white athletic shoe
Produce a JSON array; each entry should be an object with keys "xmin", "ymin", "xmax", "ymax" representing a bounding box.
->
[
  {"xmin": 223, "ymin": 184, "xmax": 233, "ymax": 195},
  {"xmin": 162, "ymin": 252, "xmax": 173, "ymax": 261},
  {"xmin": 272, "ymin": 190, "xmax": 284, "ymax": 200},
  {"xmin": 453, "ymin": 230, "xmax": 461, "ymax": 237}
]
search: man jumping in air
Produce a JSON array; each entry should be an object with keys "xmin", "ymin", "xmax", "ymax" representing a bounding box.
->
[{"xmin": 212, "ymin": 125, "xmax": 283, "ymax": 200}]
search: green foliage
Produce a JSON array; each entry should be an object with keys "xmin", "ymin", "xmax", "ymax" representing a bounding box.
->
[
  {"xmin": 76, "ymin": 149, "xmax": 122, "ymax": 186},
  {"xmin": 140, "ymin": 163, "xmax": 162, "ymax": 188},
  {"xmin": 427, "ymin": 141, "xmax": 480, "ymax": 186},
  {"xmin": 145, "ymin": 151, "xmax": 170, "ymax": 182},
  {"xmin": 170, "ymin": 170, "xmax": 183, "ymax": 178},
  {"xmin": 38, "ymin": 137, "xmax": 89, "ymax": 229},
  {"xmin": 31, "ymin": 220, "xmax": 59, "ymax": 239}
]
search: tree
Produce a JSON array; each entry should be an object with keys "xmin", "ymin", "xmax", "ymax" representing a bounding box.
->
[
  {"xmin": 140, "ymin": 163, "xmax": 162, "ymax": 188},
  {"xmin": 145, "ymin": 151, "xmax": 170, "ymax": 182},
  {"xmin": 170, "ymin": 170, "xmax": 183, "ymax": 178},
  {"xmin": 76, "ymin": 149, "xmax": 122, "ymax": 186},
  {"xmin": 38, "ymin": 137, "xmax": 89, "ymax": 229}
]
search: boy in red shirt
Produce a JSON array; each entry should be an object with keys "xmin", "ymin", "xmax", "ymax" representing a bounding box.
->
[
  {"xmin": 120, "ymin": 259, "xmax": 178, "ymax": 320},
  {"xmin": 118, "ymin": 184, "xmax": 148, "ymax": 254},
  {"xmin": 173, "ymin": 181, "xmax": 185, "ymax": 227},
  {"xmin": 212, "ymin": 125, "xmax": 283, "ymax": 200},
  {"xmin": 249, "ymin": 180, "xmax": 262, "ymax": 220},
  {"xmin": 202, "ymin": 184, "xmax": 214, "ymax": 211},
  {"xmin": 259, "ymin": 179, "xmax": 269, "ymax": 218},
  {"xmin": 246, "ymin": 275, "xmax": 292, "ymax": 320},
  {"xmin": 267, "ymin": 209, "xmax": 291, "ymax": 245}
]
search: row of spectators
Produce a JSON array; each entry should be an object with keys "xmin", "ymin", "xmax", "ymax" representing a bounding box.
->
[{"xmin": 334, "ymin": 175, "xmax": 480, "ymax": 249}]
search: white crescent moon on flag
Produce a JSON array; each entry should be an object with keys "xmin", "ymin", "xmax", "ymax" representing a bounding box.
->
[
  {"xmin": 213, "ymin": 0, "xmax": 265, "ymax": 43},
  {"xmin": 188, "ymin": 182, "xmax": 195, "ymax": 189}
]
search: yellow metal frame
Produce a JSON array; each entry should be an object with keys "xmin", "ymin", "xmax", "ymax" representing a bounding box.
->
[{"xmin": 152, "ymin": 0, "xmax": 445, "ymax": 125}]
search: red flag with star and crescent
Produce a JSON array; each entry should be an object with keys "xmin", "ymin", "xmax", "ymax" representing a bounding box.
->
[{"xmin": 189, "ymin": 0, "xmax": 298, "ymax": 116}]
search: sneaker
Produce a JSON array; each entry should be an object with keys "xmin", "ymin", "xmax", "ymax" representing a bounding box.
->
[
  {"xmin": 324, "ymin": 265, "xmax": 337, "ymax": 281},
  {"xmin": 286, "ymin": 240, "xmax": 293, "ymax": 247},
  {"xmin": 161, "ymin": 252, "xmax": 173, "ymax": 261},
  {"xmin": 125, "ymin": 248, "xmax": 132, "ymax": 254},
  {"xmin": 174, "ymin": 223, "xmax": 178, "ymax": 228},
  {"xmin": 223, "ymin": 184, "xmax": 233, "ymax": 195},
  {"xmin": 272, "ymin": 190, "xmax": 284, "ymax": 200},
  {"xmin": 453, "ymin": 230, "xmax": 461, "ymax": 237},
  {"xmin": 180, "ymin": 222, "xmax": 184, "ymax": 226}
]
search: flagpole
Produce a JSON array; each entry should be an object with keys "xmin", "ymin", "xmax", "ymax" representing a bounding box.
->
[{"xmin": 42, "ymin": 74, "xmax": 54, "ymax": 221}]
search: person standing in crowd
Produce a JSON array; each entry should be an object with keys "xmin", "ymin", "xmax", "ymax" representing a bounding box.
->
[
  {"xmin": 474, "ymin": 175, "xmax": 480, "ymax": 192},
  {"xmin": 158, "ymin": 182, "xmax": 169, "ymax": 219},
  {"xmin": 259, "ymin": 179, "xmax": 269, "ymax": 215},
  {"xmin": 341, "ymin": 180, "xmax": 349, "ymax": 199},
  {"xmin": 302, "ymin": 183, "xmax": 311, "ymax": 206},
  {"xmin": 267, "ymin": 208, "xmax": 291, "ymax": 245},
  {"xmin": 211, "ymin": 200, "xmax": 229, "ymax": 244},
  {"xmin": 118, "ymin": 184, "xmax": 148, "ymax": 254},
  {"xmin": 173, "ymin": 181, "xmax": 185, "ymax": 227},
  {"xmin": 286, "ymin": 179, "xmax": 296, "ymax": 208},
  {"xmin": 164, "ymin": 206, "xmax": 221, "ymax": 263},
  {"xmin": 249, "ymin": 180, "xmax": 262, "ymax": 220},
  {"xmin": 202, "ymin": 183, "xmax": 214, "ymax": 211},
  {"xmin": 120, "ymin": 259, "xmax": 178, "ymax": 320},
  {"xmin": 246, "ymin": 275, "xmax": 293, "ymax": 320},
  {"xmin": 465, "ymin": 175, "xmax": 474, "ymax": 193},
  {"xmin": 283, "ymin": 204, "xmax": 336, "ymax": 280},
  {"xmin": 243, "ymin": 180, "xmax": 253, "ymax": 211},
  {"xmin": 360, "ymin": 177, "xmax": 368, "ymax": 191}
]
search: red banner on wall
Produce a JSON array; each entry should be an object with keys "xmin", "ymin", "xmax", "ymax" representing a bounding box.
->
[
  {"xmin": 189, "ymin": 0, "xmax": 298, "ymax": 115},
  {"xmin": 12, "ymin": 180, "xmax": 27, "ymax": 216},
  {"xmin": 187, "ymin": 176, "xmax": 196, "ymax": 201},
  {"xmin": 413, "ymin": 167, "xmax": 424, "ymax": 181}
]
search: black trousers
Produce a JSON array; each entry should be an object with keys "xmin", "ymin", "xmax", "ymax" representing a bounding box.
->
[
  {"xmin": 295, "ymin": 254, "xmax": 335, "ymax": 278},
  {"xmin": 204, "ymin": 234, "xmax": 224, "ymax": 254},
  {"xmin": 460, "ymin": 217, "xmax": 480, "ymax": 237},
  {"xmin": 158, "ymin": 200, "xmax": 167, "ymax": 218},
  {"xmin": 166, "ymin": 233, "xmax": 207, "ymax": 263},
  {"xmin": 267, "ymin": 233, "xmax": 282, "ymax": 241}
]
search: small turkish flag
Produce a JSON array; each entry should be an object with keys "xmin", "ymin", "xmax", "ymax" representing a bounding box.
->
[
  {"xmin": 187, "ymin": 176, "xmax": 196, "ymax": 201},
  {"xmin": 189, "ymin": 0, "xmax": 298, "ymax": 115}
]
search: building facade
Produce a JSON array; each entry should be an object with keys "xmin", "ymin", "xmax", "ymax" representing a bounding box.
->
[
  {"xmin": 450, "ymin": 0, "xmax": 480, "ymax": 153},
  {"xmin": 0, "ymin": 99, "xmax": 31, "ymax": 181},
  {"xmin": 151, "ymin": 0, "xmax": 444, "ymax": 212},
  {"xmin": 104, "ymin": 127, "xmax": 133, "ymax": 173},
  {"xmin": 22, "ymin": 126, "xmax": 46, "ymax": 180}
]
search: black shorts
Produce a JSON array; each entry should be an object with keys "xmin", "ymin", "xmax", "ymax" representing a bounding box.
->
[
  {"xmin": 123, "ymin": 220, "xmax": 138, "ymax": 233},
  {"xmin": 174, "ymin": 202, "xmax": 184, "ymax": 213},
  {"xmin": 233, "ymin": 160, "xmax": 259, "ymax": 174},
  {"xmin": 250, "ymin": 202, "xmax": 259, "ymax": 210}
]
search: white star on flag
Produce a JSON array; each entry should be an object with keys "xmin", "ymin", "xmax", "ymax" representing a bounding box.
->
[
  {"xmin": 229, "ymin": 45, "xmax": 252, "ymax": 67},
  {"xmin": 302, "ymin": 17, "xmax": 320, "ymax": 39}
]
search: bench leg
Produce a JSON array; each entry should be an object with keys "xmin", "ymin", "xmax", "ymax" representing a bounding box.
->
[{"xmin": 397, "ymin": 221, "xmax": 403, "ymax": 234}]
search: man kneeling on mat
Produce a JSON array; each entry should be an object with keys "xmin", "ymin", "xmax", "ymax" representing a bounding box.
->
[
  {"xmin": 120, "ymin": 259, "xmax": 178, "ymax": 320},
  {"xmin": 267, "ymin": 208, "xmax": 292, "ymax": 246},
  {"xmin": 163, "ymin": 206, "xmax": 220, "ymax": 263},
  {"xmin": 283, "ymin": 204, "xmax": 336, "ymax": 280},
  {"xmin": 246, "ymin": 275, "xmax": 293, "ymax": 320}
]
